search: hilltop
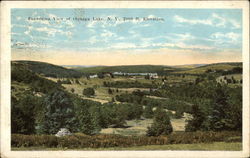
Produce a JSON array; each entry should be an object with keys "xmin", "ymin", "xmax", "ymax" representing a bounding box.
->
[
  {"xmin": 172, "ymin": 62, "xmax": 242, "ymax": 74},
  {"xmin": 12, "ymin": 60, "xmax": 84, "ymax": 78}
]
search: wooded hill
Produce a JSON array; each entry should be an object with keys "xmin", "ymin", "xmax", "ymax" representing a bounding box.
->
[
  {"xmin": 74, "ymin": 65, "xmax": 179, "ymax": 75},
  {"xmin": 74, "ymin": 62, "xmax": 242, "ymax": 76},
  {"xmin": 12, "ymin": 60, "xmax": 242, "ymax": 77},
  {"xmin": 173, "ymin": 62, "xmax": 242, "ymax": 75},
  {"xmin": 13, "ymin": 60, "xmax": 84, "ymax": 78}
]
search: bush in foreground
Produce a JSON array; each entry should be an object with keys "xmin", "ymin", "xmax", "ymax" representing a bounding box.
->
[{"xmin": 11, "ymin": 131, "xmax": 241, "ymax": 149}]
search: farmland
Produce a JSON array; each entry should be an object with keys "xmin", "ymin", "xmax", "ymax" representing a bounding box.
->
[{"xmin": 11, "ymin": 60, "xmax": 242, "ymax": 150}]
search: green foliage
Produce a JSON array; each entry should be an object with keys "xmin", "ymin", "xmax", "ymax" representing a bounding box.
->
[
  {"xmin": 12, "ymin": 62, "xmax": 64, "ymax": 93},
  {"xmin": 11, "ymin": 93, "xmax": 41, "ymax": 134},
  {"xmin": 210, "ymin": 85, "xmax": 242, "ymax": 131},
  {"xmin": 143, "ymin": 105, "xmax": 154, "ymax": 119},
  {"xmin": 11, "ymin": 131, "xmax": 241, "ymax": 148},
  {"xmin": 74, "ymin": 99, "xmax": 103, "ymax": 135},
  {"xmin": 104, "ymin": 81, "xmax": 157, "ymax": 88},
  {"xmin": 13, "ymin": 61, "xmax": 83, "ymax": 78},
  {"xmin": 75, "ymin": 65, "xmax": 177, "ymax": 75},
  {"xmin": 167, "ymin": 131, "xmax": 241, "ymax": 144},
  {"xmin": 83, "ymin": 87, "xmax": 95, "ymax": 96},
  {"xmin": 108, "ymin": 88, "xmax": 113, "ymax": 94},
  {"xmin": 147, "ymin": 107, "xmax": 173, "ymax": 136},
  {"xmin": 185, "ymin": 104, "xmax": 205, "ymax": 132},
  {"xmin": 40, "ymin": 91, "xmax": 77, "ymax": 134}
]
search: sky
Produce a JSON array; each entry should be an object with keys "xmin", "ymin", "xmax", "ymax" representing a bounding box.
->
[{"xmin": 11, "ymin": 9, "xmax": 242, "ymax": 66}]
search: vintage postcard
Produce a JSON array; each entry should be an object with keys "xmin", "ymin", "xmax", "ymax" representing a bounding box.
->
[{"xmin": 1, "ymin": 1, "xmax": 249, "ymax": 158}]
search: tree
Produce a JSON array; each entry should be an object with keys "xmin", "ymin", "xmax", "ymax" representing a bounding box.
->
[
  {"xmin": 225, "ymin": 88, "xmax": 242, "ymax": 131},
  {"xmin": 126, "ymin": 104, "xmax": 143, "ymax": 120},
  {"xmin": 40, "ymin": 91, "xmax": 77, "ymax": 134},
  {"xmin": 11, "ymin": 94, "xmax": 39, "ymax": 134},
  {"xmin": 97, "ymin": 73, "xmax": 104, "ymax": 79},
  {"xmin": 71, "ymin": 88, "xmax": 75, "ymax": 93},
  {"xmin": 143, "ymin": 105, "xmax": 154, "ymax": 118},
  {"xmin": 145, "ymin": 74, "xmax": 150, "ymax": 80},
  {"xmin": 195, "ymin": 77, "xmax": 201, "ymax": 84},
  {"xmin": 146, "ymin": 107, "xmax": 173, "ymax": 136},
  {"xmin": 75, "ymin": 79, "xmax": 81, "ymax": 84},
  {"xmin": 83, "ymin": 87, "xmax": 95, "ymax": 97},
  {"xmin": 185, "ymin": 104, "xmax": 205, "ymax": 132},
  {"xmin": 77, "ymin": 103, "xmax": 101, "ymax": 135},
  {"xmin": 108, "ymin": 88, "xmax": 113, "ymax": 95},
  {"xmin": 210, "ymin": 84, "xmax": 229, "ymax": 131},
  {"xmin": 174, "ymin": 110, "xmax": 183, "ymax": 119}
]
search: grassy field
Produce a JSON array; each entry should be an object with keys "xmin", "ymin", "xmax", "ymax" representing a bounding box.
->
[
  {"xmin": 53, "ymin": 75, "xmax": 197, "ymax": 103},
  {"xmin": 100, "ymin": 117, "xmax": 187, "ymax": 136},
  {"xmin": 12, "ymin": 142, "xmax": 242, "ymax": 151},
  {"xmin": 49, "ymin": 76, "xmax": 191, "ymax": 135}
]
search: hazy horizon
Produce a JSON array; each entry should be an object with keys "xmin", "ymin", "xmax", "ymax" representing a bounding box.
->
[{"xmin": 12, "ymin": 59, "xmax": 242, "ymax": 68}]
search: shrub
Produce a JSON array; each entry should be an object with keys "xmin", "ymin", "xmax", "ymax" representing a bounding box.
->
[
  {"xmin": 83, "ymin": 88, "xmax": 95, "ymax": 96},
  {"xmin": 11, "ymin": 131, "xmax": 241, "ymax": 149},
  {"xmin": 147, "ymin": 107, "xmax": 173, "ymax": 136}
]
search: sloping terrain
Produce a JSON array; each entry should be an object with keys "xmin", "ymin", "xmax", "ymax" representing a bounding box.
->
[
  {"xmin": 13, "ymin": 60, "xmax": 84, "ymax": 78},
  {"xmin": 172, "ymin": 62, "xmax": 242, "ymax": 74},
  {"xmin": 74, "ymin": 65, "xmax": 180, "ymax": 75}
]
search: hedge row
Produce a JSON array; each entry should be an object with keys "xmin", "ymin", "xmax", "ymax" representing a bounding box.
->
[{"xmin": 12, "ymin": 131, "xmax": 241, "ymax": 148}]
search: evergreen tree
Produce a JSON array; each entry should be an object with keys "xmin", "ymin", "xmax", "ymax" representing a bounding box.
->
[
  {"xmin": 143, "ymin": 105, "xmax": 154, "ymax": 118},
  {"xmin": 210, "ymin": 84, "xmax": 229, "ymax": 131},
  {"xmin": 146, "ymin": 107, "xmax": 173, "ymax": 136},
  {"xmin": 41, "ymin": 91, "xmax": 77, "ymax": 134},
  {"xmin": 74, "ymin": 100, "xmax": 102, "ymax": 135},
  {"xmin": 224, "ymin": 88, "xmax": 242, "ymax": 131},
  {"xmin": 11, "ymin": 94, "xmax": 38, "ymax": 134},
  {"xmin": 185, "ymin": 104, "xmax": 205, "ymax": 132}
]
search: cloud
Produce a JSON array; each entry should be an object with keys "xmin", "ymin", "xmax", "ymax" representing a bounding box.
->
[
  {"xmin": 174, "ymin": 15, "xmax": 212, "ymax": 25},
  {"xmin": 111, "ymin": 42, "xmax": 137, "ymax": 49},
  {"xmin": 229, "ymin": 19, "xmax": 241, "ymax": 29},
  {"xmin": 162, "ymin": 42, "xmax": 214, "ymax": 50},
  {"xmin": 100, "ymin": 30, "xmax": 116, "ymax": 37},
  {"xmin": 11, "ymin": 32, "xmax": 22, "ymax": 36},
  {"xmin": 88, "ymin": 36, "xmax": 98, "ymax": 44},
  {"xmin": 171, "ymin": 33, "xmax": 195, "ymax": 41},
  {"xmin": 16, "ymin": 16, "xmax": 22, "ymax": 21},
  {"xmin": 174, "ymin": 13, "xmax": 241, "ymax": 29},
  {"xmin": 210, "ymin": 32, "xmax": 241, "ymax": 43}
]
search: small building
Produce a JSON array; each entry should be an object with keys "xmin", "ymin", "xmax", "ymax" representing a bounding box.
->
[{"xmin": 89, "ymin": 74, "xmax": 98, "ymax": 78}]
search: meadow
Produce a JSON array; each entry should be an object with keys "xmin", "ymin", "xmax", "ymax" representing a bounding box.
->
[{"xmin": 11, "ymin": 61, "xmax": 243, "ymax": 150}]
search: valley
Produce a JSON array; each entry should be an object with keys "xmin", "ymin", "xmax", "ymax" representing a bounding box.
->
[{"xmin": 11, "ymin": 60, "xmax": 243, "ymax": 150}]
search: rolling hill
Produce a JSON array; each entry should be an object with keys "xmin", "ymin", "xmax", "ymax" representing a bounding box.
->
[
  {"xmin": 172, "ymin": 62, "xmax": 242, "ymax": 74},
  {"xmin": 11, "ymin": 61, "xmax": 65, "ymax": 98},
  {"xmin": 12, "ymin": 60, "xmax": 84, "ymax": 78},
  {"xmin": 74, "ymin": 65, "xmax": 181, "ymax": 75}
]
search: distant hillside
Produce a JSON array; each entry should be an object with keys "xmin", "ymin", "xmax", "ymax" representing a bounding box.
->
[
  {"xmin": 74, "ymin": 65, "xmax": 180, "ymax": 75},
  {"xmin": 11, "ymin": 62, "xmax": 64, "ymax": 96},
  {"xmin": 172, "ymin": 64, "xmax": 206, "ymax": 69},
  {"xmin": 13, "ymin": 60, "xmax": 84, "ymax": 78},
  {"xmin": 173, "ymin": 62, "xmax": 242, "ymax": 74}
]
